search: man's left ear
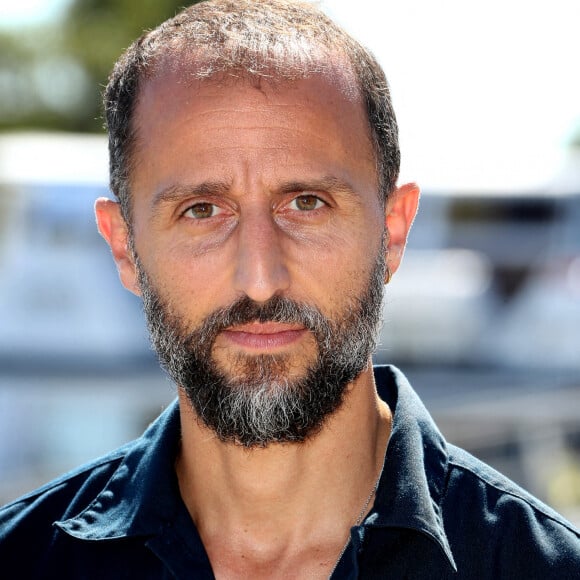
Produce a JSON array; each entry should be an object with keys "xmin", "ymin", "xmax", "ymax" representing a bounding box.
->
[{"xmin": 384, "ymin": 182, "xmax": 420, "ymax": 279}]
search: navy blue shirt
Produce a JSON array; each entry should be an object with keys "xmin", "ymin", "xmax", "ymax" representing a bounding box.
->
[{"xmin": 1, "ymin": 365, "xmax": 579, "ymax": 578}]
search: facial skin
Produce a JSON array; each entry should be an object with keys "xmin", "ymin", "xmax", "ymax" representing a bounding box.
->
[{"xmin": 96, "ymin": 67, "xmax": 419, "ymax": 445}]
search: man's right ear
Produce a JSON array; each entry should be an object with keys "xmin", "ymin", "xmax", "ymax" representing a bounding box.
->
[{"xmin": 94, "ymin": 198, "xmax": 141, "ymax": 296}]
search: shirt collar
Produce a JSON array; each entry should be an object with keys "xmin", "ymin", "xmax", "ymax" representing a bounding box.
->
[
  {"xmin": 368, "ymin": 365, "xmax": 457, "ymax": 572},
  {"xmin": 56, "ymin": 399, "xmax": 184, "ymax": 540}
]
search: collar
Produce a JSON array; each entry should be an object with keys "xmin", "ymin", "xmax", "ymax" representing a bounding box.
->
[
  {"xmin": 56, "ymin": 366, "xmax": 456, "ymax": 572},
  {"xmin": 368, "ymin": 365, "xmax": 457, "ymax": 572},
  {"xmin": 56, "ymin": 399, "xmax": 184, "ymax": 540}
]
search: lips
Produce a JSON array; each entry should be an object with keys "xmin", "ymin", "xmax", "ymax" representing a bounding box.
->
[{"xmin": 220, "ymin": 322, "xmax": 307, "ymax": 349}]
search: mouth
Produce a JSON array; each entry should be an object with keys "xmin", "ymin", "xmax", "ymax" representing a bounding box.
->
[{"xmin": 220, "ymin": 321, "xmax": 308, "ymax": 350}]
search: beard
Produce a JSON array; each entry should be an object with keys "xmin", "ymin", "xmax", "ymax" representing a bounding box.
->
[{"xmin": 137, "ymin": 243, "xmax": 386, "ymax": 448}]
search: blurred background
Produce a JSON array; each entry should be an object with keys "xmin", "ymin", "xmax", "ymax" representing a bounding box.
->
[{"xmin": 0, "ymin": 0, "xmax": 579, "ymax": 524}]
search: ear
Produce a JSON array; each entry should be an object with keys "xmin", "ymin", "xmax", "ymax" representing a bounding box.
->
[
  {"xmin": 384, "ymin": 182, "xmax": 420, "ymax": 280},
  {"xmin": 95, "ymin": 198, "xmax": 141, "ymax": 296}
]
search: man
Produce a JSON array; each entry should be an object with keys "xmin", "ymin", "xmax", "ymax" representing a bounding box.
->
[{"xmin": 1, "ymin": 0, "xmax": 578, "ymax": 577}]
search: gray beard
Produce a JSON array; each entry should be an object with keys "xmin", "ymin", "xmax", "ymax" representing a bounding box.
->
[{"xmin": 137, "ymin": 244, "xmax": 385, "ymax": 448}]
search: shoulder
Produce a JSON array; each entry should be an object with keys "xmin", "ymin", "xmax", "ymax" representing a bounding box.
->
[
  {"xmin": 443, "ymin": 444, "xmax": 580, "ymax": 573},
  {"xmin": 0, "ymin": 443, "xmax": 129, "ymax": 548}
]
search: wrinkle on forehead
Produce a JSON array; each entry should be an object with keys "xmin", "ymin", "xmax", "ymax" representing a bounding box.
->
[{"xmin": 134, "ymin": 71, "xmax": 373, "ymax": 166}]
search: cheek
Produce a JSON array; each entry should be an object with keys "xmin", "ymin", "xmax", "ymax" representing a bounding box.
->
[
  {"xmin": 136, "ymin": 241, "xmax": 234, "ymax": 321},
  {"xmin": 285, "ymin": 226, "xmax": 383, "ymax": 308},
  {"xmin": 285, "ymin": 202, "xmax": 383, "ymax": 257}
]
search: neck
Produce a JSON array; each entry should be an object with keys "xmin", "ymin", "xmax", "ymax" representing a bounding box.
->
[{"xmin": 175, "ymin": 363, "xmax": 391, "ymax": 577}]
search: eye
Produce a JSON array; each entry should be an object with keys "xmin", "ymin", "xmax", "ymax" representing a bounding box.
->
[
  {"xmin": 288, "ymin": 195, "xmax": 326, "ymax": 211},
  {"xmin": 183, "ymin": 202, "xmax": 224, "ymax": 219}
]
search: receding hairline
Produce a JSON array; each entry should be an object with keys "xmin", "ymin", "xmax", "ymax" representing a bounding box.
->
[{"xmin": 143, "ymin": 39, "xmax": 361, "ymax": 96}]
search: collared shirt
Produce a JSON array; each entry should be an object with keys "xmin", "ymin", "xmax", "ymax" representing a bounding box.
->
[{"xmin": 1, "ymin": 365, "xmax": 579, "ymax": 578}]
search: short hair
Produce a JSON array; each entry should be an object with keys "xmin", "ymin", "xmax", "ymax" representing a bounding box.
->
[{"xmin": 104, "ymin": 0, "xmax": 400, "ymax": 222}]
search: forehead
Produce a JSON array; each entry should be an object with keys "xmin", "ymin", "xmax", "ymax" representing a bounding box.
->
[
  {"xmin": 130, "ymin": 66, "xmax": 377, "ymax": 193},
  {"xmin": 136, "ymin": 50, "xmax": 368, "ymax": 131}
]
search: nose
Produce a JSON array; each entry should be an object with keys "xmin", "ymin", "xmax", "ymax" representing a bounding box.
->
[{"xmin": 233, "ymin": 207, "xmax": 290, "ymax": 302}]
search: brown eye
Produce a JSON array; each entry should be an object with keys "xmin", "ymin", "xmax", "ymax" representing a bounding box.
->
[
  {"xmin": 290, "ymin": 195, "xmax": 324, "ymax": 211},
  {"xmin": 184, "ymin": 203, "xmax": 222, "ymax": 219}
]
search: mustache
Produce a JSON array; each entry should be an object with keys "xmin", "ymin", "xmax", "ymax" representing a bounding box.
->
[{"xmin": 190, "ymin": 295, "xmax": 332, "ymax": 346}]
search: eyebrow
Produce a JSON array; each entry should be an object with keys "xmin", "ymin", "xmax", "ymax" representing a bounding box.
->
[
  {"xmin": 151, "ymin": 181, "xmax": 232, "ymax": 210},
  {"xmin": 151, "ymin": 175, "xmax": 358, "ymax": 211},
  {"xmin": 276, "ymin": 176, "xmax": 357, "ymax": 196}
]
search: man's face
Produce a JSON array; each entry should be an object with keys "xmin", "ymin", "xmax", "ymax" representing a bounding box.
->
[{"xmin": 107, "ymin": 69, "xmax": 394, "ymax": 445}]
